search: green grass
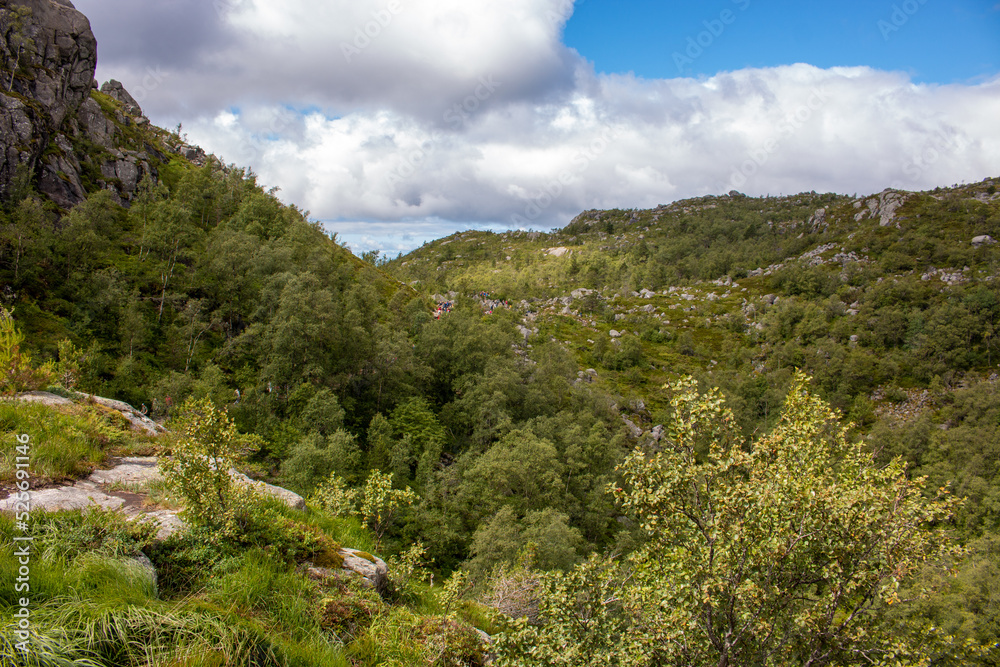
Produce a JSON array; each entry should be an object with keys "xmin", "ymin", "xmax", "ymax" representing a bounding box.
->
[
  {"xmin": 0, "ymin": 402, "xmax": 115, "ymax": 483},
  {"xmin": 299, "ymin": 511, "xmax": 376, "ymax": 555},
  {"xmin": 203, "ymin": 549, "xmax": 323, "ymax": 641}
]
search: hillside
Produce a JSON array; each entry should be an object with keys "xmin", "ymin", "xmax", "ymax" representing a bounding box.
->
[
  {"xmin": 388, "ymin": 183, "xmax": 1000, "ymax": 420},
  {"xmin": 1, "ymin": 1, "xmax": 999, "ymax": 664},
  {"xmin": 383, "ymin": 181, "xmax": 1000, "ymax": 662}
]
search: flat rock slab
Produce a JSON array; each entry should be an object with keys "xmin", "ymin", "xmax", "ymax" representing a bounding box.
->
[
  {"xmin": 88, "ymin": 457, "xmax": 163, "ymax": 489},
  {"xmin": 0, "ymin": 481, "xmax": 125, "ymax": 513},
  {"xmin": 12, "ymin": 391, "xmax": 74, "ymax": 406}
]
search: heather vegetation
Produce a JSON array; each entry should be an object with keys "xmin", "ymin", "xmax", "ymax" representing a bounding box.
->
[{"xmin": 1, "ymin": 84, "xmax": 999, "ymax": 663}]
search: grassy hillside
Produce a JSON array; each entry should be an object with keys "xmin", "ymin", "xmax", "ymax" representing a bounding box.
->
[
  {"xmin": 3, "ymin": 119, "xmax": 998, "ymax": 663},
  {"xmin": 383, "ymin": 178, "xmax": 1000, "ymax": 662}
]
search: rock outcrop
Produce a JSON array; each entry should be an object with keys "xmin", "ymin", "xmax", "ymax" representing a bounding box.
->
[
  {"xmin": 853, "ymin": 189, "xmax": 908, "ymax": 227},
  {"xmin": 0, "ymin": 0, "xmax": 164, "ymax": 208},
  {"xmin": 1, "ymin": 0, "xmax": 96, "ymax": 205},
  {"xmin": 17, "ymin": 390, "xmax": 166, "ymax": 435},
  {"xmin": 305, "ymin": 549, "xmax": 390, "ymax": 594}
]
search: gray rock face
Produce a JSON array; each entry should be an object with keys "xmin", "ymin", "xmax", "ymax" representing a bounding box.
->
[
  {"xmin": 0, "ymin": 0, "xmax": 97, "ymax": 202},
  {"xmin": 972, "ymin": 235, "xmax": 996, "ymax": 247},
  {"xmin": 100, "ymin": 79, "xmax": 142, "ymax": 117},
  {"xmin": 854, "ymin": 190, "xmax": 908, "ymax": 227},
  {"xmin": 0, "ymin": 1, "xmax": 164, "ymax": 207}
]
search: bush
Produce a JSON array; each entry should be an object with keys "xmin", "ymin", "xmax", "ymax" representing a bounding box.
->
[
  {"xmin": 159, "ymin": 397, "xmax": 259, "ymax": 528},
  {"xmin": 0, "ymin": 307, "xmax": 52, "ymax": 395},
  {"xmin": 497, "ymin": 374, "xmax": 968, "ymax": 666}
]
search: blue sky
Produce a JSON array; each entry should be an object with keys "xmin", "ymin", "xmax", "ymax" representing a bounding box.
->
[
  {"xmin": 564, "ymin": 0, "xmax": 1000, "ymax": 83},
  {"xmin": 79, "ymin": 0, "xmax": 1000, "ymax": 255}
]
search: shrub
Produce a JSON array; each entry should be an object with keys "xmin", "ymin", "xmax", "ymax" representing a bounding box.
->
[
  {"xmin": 158, "ymin": 397, "xmax": 258, "ymax": 528},
  {"xmin": 0, "ymin": 307, "xmax": 52, "ymax": 395}
]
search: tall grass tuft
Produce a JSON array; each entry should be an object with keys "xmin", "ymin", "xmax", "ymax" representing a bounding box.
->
[
  {"xmin": 204, "ymin": 549, "xmax": 321, "ymax": 641},
  {"xmin": 0, "ymin": 402, "xmax": 131, "ymax": 483},
  {"xmin": 0, "ymin": 623, "xmax": 103, "ymax": 667},
  {"xmin": 34, "ymin": 601, "xmax": 284, "ymax": 667}
]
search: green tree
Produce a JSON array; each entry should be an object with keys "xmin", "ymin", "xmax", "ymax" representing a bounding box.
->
[
  {"xmin": 159, "ymin": 398, "xmax": 257, "ymax": 528},
  {"xmin": 360, "ymin": 470, "xmax": 418, "ymax": 550},
  {"xmin": 497, "ymin": 374, "xmax": 965, "ymax": 666},
  {"xmin": 0, "ymin": 307, "xmax": 50, "ymax": 394}
]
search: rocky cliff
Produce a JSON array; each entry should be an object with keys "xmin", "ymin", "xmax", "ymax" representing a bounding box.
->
[{"xmin": 0, "ymin": 0, "xmax": 201, "ymax": 209}]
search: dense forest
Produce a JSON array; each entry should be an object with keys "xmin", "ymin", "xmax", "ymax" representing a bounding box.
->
[
  {"xmin": 2, "ymin": 0, "xmax": 998, "ymax": 663},
  {"xmin": 2, "ymin": 122, "xmax": 998, "ymax": 661},
  {"xmin": 0, "ymin": 15, "xmax": 998, "ymax": 658}
]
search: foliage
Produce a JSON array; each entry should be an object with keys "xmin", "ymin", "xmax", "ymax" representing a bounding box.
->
[
  {"xmin": 2, "ymin": 71, "xmax": 997, "ymax": 661},
  {"xmin": 309, "ymin": 469, "xmax": 417, "ymax": 551},
  {"xmin": 0, "ymin": 401, "xmax": 141, "ymax": 483},
  {"xmin": 27, "ymin": 508, "xmax": 156, "ymax": 563},
  {"xmin": 496, "ymin": 374, "xmax": 967, "ymax": 666},
  {"xmin": 0, "ymin": 307, "xmax": 51, "ymax": 395},
  {"xmin": 309, "ymin": 472, "xmax": 359, "ymax": 518},
  {"xmin": 158, "ymin": 397, "xmax": 257, "ymax": 527},
  {"xmin": 386, "ymin": 541, "xmax": 430, "ymax": 601},
  {"xmin": 360, "ymin": 470, "xmax": 418, "ymax": 550}
]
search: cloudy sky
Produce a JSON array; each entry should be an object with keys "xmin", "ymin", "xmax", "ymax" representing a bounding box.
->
[{"xmin": 74, "ymin": 0, "xmax": 1000, "ymax": 255}]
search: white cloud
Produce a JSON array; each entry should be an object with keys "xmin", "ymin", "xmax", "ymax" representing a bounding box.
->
[
  {"xmin": 75, "ymin": 0, "xmax": 1000, "ymax": 253},
  {"xmin": 184, "ymin": 63, "xmax": 1000, "ymax": 238}
]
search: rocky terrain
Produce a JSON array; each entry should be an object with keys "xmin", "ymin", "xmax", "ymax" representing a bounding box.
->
[
  {"xmin": 2, "ymin": 391, "xmax": 392, "ymax": 592},
  {"xmin": 0, "ymin": 0, "xmax": 206, "ymax": 208}
]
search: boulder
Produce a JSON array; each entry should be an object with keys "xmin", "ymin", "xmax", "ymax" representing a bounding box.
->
[
  {"xmin": 126, "ymin": 552, "xmax": 158, "ymax": 596},
  {"xmin": 972, "ymin": 235, "xmax": 996, "ymax": 247},
  {"xmin": 308, "ymin": 549, "xmax": 390, "ymax": 594},
  {"xmin": 100, "ymin": 79, "xmax": 143, "ymax": 117},
  {"xmin": 140, "ymin": 509, "xmax": 187, "ymax": 540},
  {"xmin": 622, "ymin": 416, "xmax": 642, "ymax": 439}
]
